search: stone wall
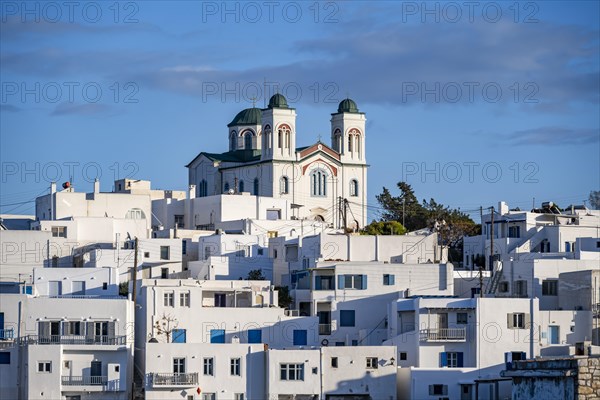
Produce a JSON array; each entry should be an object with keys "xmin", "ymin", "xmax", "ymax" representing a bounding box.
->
[{"xmin": 577, "ymin": 356, "xmax": 600, "ymax": 399}]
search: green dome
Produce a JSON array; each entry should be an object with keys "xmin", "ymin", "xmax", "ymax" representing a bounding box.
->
[
  {"xmin": 337, "ymin": 98, "xmax": 359, "ymax": 113},
  {"xmin": 268, "ymin": 93, "xmax": 288, "ymax": 109},
  {"xmin": 227, "ymin": 107, "xmax": 262, "ymax": 127}
]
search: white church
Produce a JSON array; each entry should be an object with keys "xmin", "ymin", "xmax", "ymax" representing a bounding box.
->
[{"xmin": 186, "ymin": 94, "xmax": 368, "ymax": 229}]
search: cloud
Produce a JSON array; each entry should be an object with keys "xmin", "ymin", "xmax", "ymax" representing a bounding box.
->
[
  {"xmin": 51, "ymin": 102, "xmax": 114, "ymax": 116},
  {"xmin": 506, "ymin": 127, "xmax": 600, "ymax": 146},
  {"xmin": 0, "ymin": 104, "xmax": 21, "ymax": 112}
]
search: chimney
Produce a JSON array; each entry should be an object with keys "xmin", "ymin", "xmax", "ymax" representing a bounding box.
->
[
  {"xmin": 94, "ymin": 179, "xmax": 100, "ymax": 193},
  {"xmin": 498, "ymin": 201, "xmax": 509, "ymax": 215},
  {"xmin": 189, "ymin": 185, "xmax": 196, "ymax": 199}
]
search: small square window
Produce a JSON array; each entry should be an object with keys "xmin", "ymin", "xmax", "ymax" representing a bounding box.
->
[
  {"xmin": 331, "ymin": 357, "xmax": 338, "ymax": 368},
  {"xmin": 160, "ymin": 246, "xmax": 170, "ymax": 260},
  {"xmin": 399, "ymin": 352, "xmax": 407, "ymax": 361},
  {"xmin": 366, "ymin": 357, "xmax": 378, "ymax": 369},
  {"xmin": 114, "ymin": 365, "xmax": 120, "ymax": 372},
  {"xmin": 102, "ymin": 282, "xmax": 108, "ymax": 290},
  {"xmin": 144, "ymin": 252, "xmax": 150, "ymax": 258},
  {"xmin": 456, "ymin": 312, "xmax": 468, "ymax": 324},
  {"xmin": 38, "ymin": 361, "xmax": 51, "ymax": 373}
]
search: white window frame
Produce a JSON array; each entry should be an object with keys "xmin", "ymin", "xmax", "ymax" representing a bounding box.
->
[
  {"xmin": 203, "ymin": 357, "xmax": 214, "ymax": 376},
  {"xmin": 280, "ymin": 363, "xmax": 304, "ymax": 381},
  {"xmin": 51, "ymin": 226, "xmax": 67, "ymax": 238},
  {"xmin": 180, "ymin": 292, "xmax": 190, "ymax": 307},
  {"xmin": 37, "ymin": 361, "xmax": 52, "ymax": 373},
  {"xmin": 230, "ymin": 357, "xmax": 241, "ymax": 376},
  {"xmin": 164, "ymin": 292, "xmax": 174, "ymax": 307},
  {"xmin": 366, "ymin": 357, "xmax": 378, "ymax": 369},
  {"xmin": 173, "ymin": 357, "xmax": 186, "ymax": 374}
]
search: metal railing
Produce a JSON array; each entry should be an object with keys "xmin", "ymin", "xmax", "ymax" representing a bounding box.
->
[
  {"xmin": 420, "ymin": 328, "xmax": 466, "ymax": 341},
  {"xmin": 62, "ymin": 375, "xmax": 108, "ymax": 386},
  {"xmin": 319, "ymin": 324, "xmax": 332, "ymax": 335},
  {"xmin": 45, "ymin": 295, "xmax": 125, "ymax": 300},
  {"xmin": 0, "ymin": 329, "xmax": 14, "ymax": 340},
  {"xmin": 152, "ymin": 373, "xmax": 198, "ymax": 386},
  {"xmin": 18, "ymin": 335, "xmax": 127, "ymax": 346}
]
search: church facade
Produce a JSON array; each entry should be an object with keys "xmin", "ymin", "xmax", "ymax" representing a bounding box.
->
[{"xmin": 186, "ymin": 94, "xmax": 368, "ymax": 229}]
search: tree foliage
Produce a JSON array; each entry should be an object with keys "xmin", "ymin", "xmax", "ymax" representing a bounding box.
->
[
  {"xmin": 247, "ymin": 269, "xmax": 266, "ymax": 280},
  {"xmin": 275, "ymin": 285, "xmax": 294, "ymax": 309},
  {"xmin": 589, "ymin": 190, "xmax": 600, "ymax": 210},
  {"xmin": 361, "ymin": 220, "xmax": 407, "ymax": 236},
  {"xmin": 375, "ymin": 182, "xmax": 481, "ymax": 261}
]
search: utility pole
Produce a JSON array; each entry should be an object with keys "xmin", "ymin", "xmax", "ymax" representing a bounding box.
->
[
  {"xmin": 402, "ymin": 198, "xmax": 406, "ymax": 229},
  {"xmin": 131, "ymin": 237, "xmax": 138, "ymax": 303},
  {"xmin": 490, "ymin": 206, "xmax": 494, "ymax": 273},
  {"xmin": 343, "ymin": 198, "xmax": 348, "ymax": 233}
]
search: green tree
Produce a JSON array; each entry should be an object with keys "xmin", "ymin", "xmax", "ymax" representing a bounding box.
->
[
  {"xmin": 247, "ymin": 269, "xmax": 266, "ymax": 280},
  {"xmin": 275, "ymin": 286, "xmax": 294, "ymax": 309},
  {"xmin": 589, "ymin": 190, "xmax": 600, "ymax": 210},
  {"xmin": 361, "ymin": 220, "xmax": 407, "ymax": 235}
]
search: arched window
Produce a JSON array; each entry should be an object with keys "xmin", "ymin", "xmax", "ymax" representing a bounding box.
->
[
  {"xmin": 263, "ymin": 125, "xmax": 271, "ymax": 150},
  {"xmin": 280, "ymin": 176, "xmax": 289, "ymax": 194},
  {"xmin": 333, "ymin": 129, "xmax": 342, "ymax": 152},
  {"xmin": 239, "ymin": 180, "xmax": 244, "ymax": 193},
  {"xmin": 224, "ymin": 182, "xmax": 230, "ymax": 192},
  {"xmin": 198, "ymin": 180, "xmax": 208, "ymax": 197},
  {"xmin": 350, "ymin": 179, "xmax": 358, "ymax": 196},
  {"xmin": 230, "ymin": 131, "xmax": 237, "ymax": 151},
  {"xmin": 278, "ymin": 130, "xmax": 283, "ymax": 149},
  {"xmin": 244, "ymin": 131, "xmax": 253, "ymax": 150},
  {"xmin": 125, "ymin": 208, "xmax": 146, "ymax": 219},
  {"xmin": 278, "ymin": 124, "xmax": 291, "ymax": 150},
  {"xmin": 253, "ymin": 178, "xmax": 259, "ymax": 196},
  {"xmin": 311, "ymin": 169, "xmax": 327, "ymax": 197},
  {"xmin": 348, "ymin": 135, "xmax": 353, "ymax": 152}
]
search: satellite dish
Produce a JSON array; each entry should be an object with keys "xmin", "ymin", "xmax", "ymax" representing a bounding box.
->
[{"xmin": 228, "ymin": 189, "xmax": 235, "ymax": 195}]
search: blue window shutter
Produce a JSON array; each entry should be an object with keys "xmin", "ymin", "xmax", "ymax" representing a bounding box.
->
[
  {"xmin": 361, "ymin": 275, "xmax": 368, "ymax": 289},
  {"xmin": 440, "ymin": 352, "xmax": 448, "ymax": 367},
  {"xmin": 521, "ymin": 352, "xmax": 526, "ymax": 360},
  {"xmin": 390, "ymin": 275, "xmax": 395, "ymax": 285},
  {"xmin": 338, "ymin": 275, "xmax": 345, "ymax": 290},
  {"xmin": 248, "ymin": 329, "xmax": 262, "ymax": 343},
  {"xmin": 210, "ymin": 329, "xmax": 225, "ymax": 344},
  {"xmin": 0, "ymin": 352, "xmax": 10, "ymax": 364},
  {"xmin": 340, "ymin": 310, "xmax": 355, "ymax": 327},
  {"xmin": 457, "ymin": 352, "xmax": 464, "ymax": 367},
  {"xmin": 293, "ymin": 330, "xmax": 307, "ymax": 346},
  {"xmin": 172, "ymin": 329, "xmax": 186, "ymax": 343},
  {"xmin": 315, "ymin": 277, "xmax": 322, "ymax": 290}
]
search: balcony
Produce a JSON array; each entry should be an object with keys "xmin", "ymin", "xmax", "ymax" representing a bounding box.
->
[
  {"xmin": 319, "ymin": 324, "xmax": 332, "ymax": 335},
  {"xmin": 0, "ymin": 328, "xmax": 14, "ymax": 340},
  {"xmin": 420, "ymin": 328, "xmax": 466, "ymax": 342},
  {"xmin": 18, "ymin": 335, "xmax": 127, "ymax": 346},
  {"xmin": 62, "ymin": 375, "xmax": 108, "ymax": 386},
  {"xmin": 151, "ymin": 373, "xmax": 199, "ymax": 387}
]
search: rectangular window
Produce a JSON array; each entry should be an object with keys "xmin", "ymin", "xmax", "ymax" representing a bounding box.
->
[
  {"xmin": 508, "ymin": 226, "xmax": 521, "ymax": 238},
  {"xmin": 38, "ymin": 361, "xmax": 52, "ymax": 373},
  {"xmin": 508, "ymin": 313, "xmax": 529, "ymax": 329},
  {"xmin": 456, "ymin": 312, "xmax": 468, "ymax": 324},
  {"xmin": 383, "ymin": 274, "xmax": 395, "ymax": 286},
  {"xmin": 399, "ymin": 352, "xmax": 407, "ymax": 361},
  {"xmin": 280, "ymin": 363, "xmax": 304, "ymax": 381},
  {"xmin": 293, "ymin": 330, "xmax": 307, "ymax": 346},
  {"xmin": 51, "ymin": 226, "xmax": 67, "ymax": 238},
  {"xmin": 182, "ymin": 240, "xmax": 187, "ymax": 255},
  {"xmin": 331, "ymin": 357, "xmax": 338, "ymax": 368},
  {"xmin": 164, "ymin": 292, "xmax": 174, "ymax": 307},
  {"xmin": 234, "ymin": 394, "xmax": 244, "ymax": 400},
  {"xmin": 340, "ymin": 310, "xmax": 356, "ymax": 327},
  {"xmin": 64, "ymin": 321, "xmax": 81, "ymax": 336},
  {"xmin": 0, "ymin": 352, "xmax": 10, "ymax": 364},
  {"xmin": 203, "ymin": 358, "xmax": 214, "ymax": 376},
  {"xmin": 174, "ymin": 215, "xmax": 184, "ymax": 229},
  {"xmin": 340, "ymin": 274, "xmax": 367, "ymax": 290},
  {"xmin": 542, "ymin": 280, "xmax": 558, "ymax": 296},
  {"xmin": 210, "ymin": 329, "xmax": 225, "ymax": 344},
  {"xmin": 515, "ymin": 280, "xmax": 527, "ymax": 297},
  {"xmin": 499, "ymin": 281, "xmax": 509, "ymax": 293},
  {"xmin": 173, "ymin": 358, "xmax": 185, "ymax": 374},
  {"xmin": 440, "ymin": 352, "xmax": 464, "ymax": 368},
  {"xmin": 180, "ymin": 292, "xmax": 190, "ymax": 307},
  {"xmin": 366, "ymin": 357, "xmax": 378, "ymax": 369},
  {"xmin": 102, "ymin": 282, "xmax": 108, "ymax": 290},
  {"xmin": 202, "ymin": 394, "xmax": 216, "ymax": 400},
  {"xmin": 429, "ymin": 384, "xmax": 448, "ymax": 396},
  {"xmin": 161, "ymin": 268, "xmax": 168, "ymax": 279},
  {"xmin": 230, "ymin": 358, "xmax": 241, "ymax": 376},
  {"xmin": 172, "ymin": 329, "xmax": 186, "ymax": 343},
  {"xmin": 160, "ymin": 246, "xmax": 170, "ymax": 260},
  {"xmin": 247, "ymin": 329, "xmax": 262, "ymax": 344}
]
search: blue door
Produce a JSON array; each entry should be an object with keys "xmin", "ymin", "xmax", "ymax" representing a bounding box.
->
[{"xmin": 549, "ymin": 326, "xmax": 559, "ymax": 344}]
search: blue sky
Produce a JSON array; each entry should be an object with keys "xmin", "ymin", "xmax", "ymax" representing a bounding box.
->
[{"xmin": 1, "ymin": 1, "xmax": 598, "ymax": 221}]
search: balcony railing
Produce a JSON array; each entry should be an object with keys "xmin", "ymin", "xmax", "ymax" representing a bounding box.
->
[
  {"xmin": 0, "ymin": 329, "xmax": 14, "ymax": 340},
  {"xmin": 62, "ymin": 375, "xmax": 108, "ymax": 386},
  {"xmin": 420, "ymin": 328, "xmax": 466, "ymax": 342},
  {"xmin": 18, "ymin": 335, "xmax": 127, "ymax": 346},
  {"xmin": 319, "ymin": 324, "xmax": 332, "ymax": 335},
  {"xmin": 152, "ymin": 373, "xmax": 199, "ymax": 386}
]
